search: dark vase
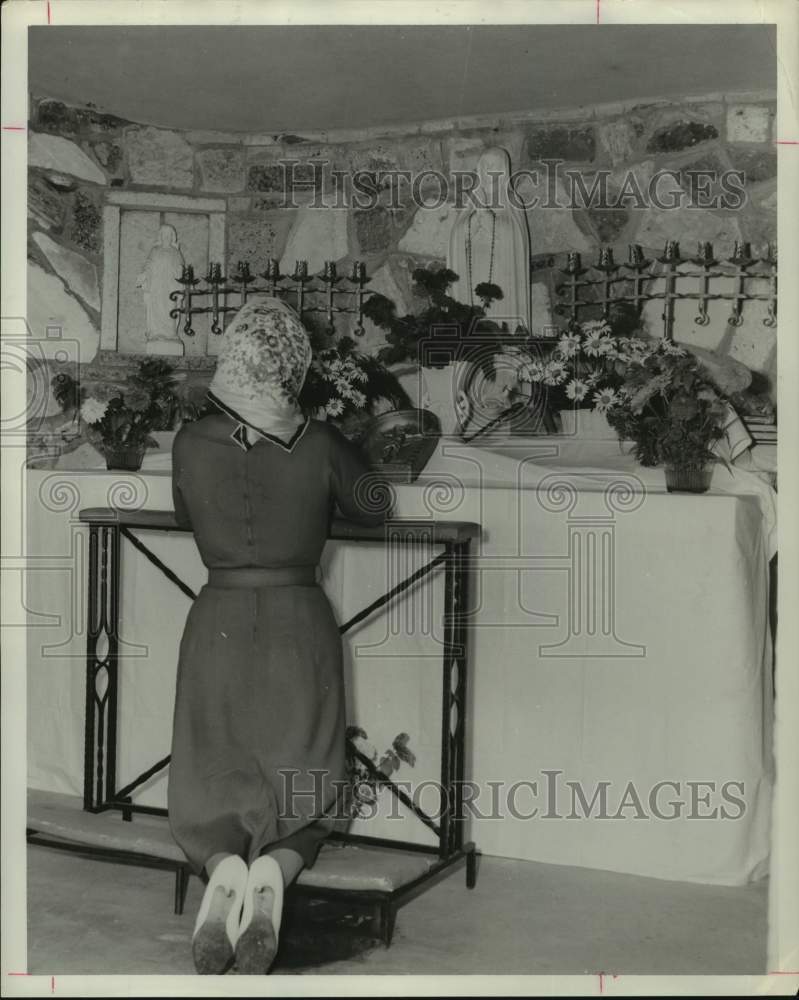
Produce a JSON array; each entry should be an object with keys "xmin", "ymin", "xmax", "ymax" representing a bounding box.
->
[
  {"xmin": 664, "ymin": 463, "xmax": 712, "ymax": 494},
  {"xmin": 104, "ymin": 445, "xmax": 146, "ymax": 472}
]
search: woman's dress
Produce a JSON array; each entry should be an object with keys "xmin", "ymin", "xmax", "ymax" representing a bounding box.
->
[{"xmin": 168, "ymin": 415, "xmax": 382, "ymax": 874}]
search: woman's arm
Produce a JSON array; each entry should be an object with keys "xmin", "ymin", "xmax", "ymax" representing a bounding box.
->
[{"xmin": 327, "ymin": 423, "xmax": 392, "ymax": 526}]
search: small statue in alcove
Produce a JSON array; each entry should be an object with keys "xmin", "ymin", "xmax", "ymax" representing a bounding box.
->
[{"xmin": 136, "ymin": 223, "xmax": 185, "ymax": 356}]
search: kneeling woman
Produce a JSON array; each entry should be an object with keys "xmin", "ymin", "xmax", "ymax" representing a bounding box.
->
[{"xmin": 168, "ymin": 298, "xmax": 386, "ymax": 974}]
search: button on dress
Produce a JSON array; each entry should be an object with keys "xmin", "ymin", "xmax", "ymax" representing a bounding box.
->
[{"xmin": 168, "ymin": 414, "xmax": 383, "ymax": 874}]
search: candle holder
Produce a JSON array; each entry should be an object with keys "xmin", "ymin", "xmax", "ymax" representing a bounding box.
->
[
  {"xmin": 321, "ymin": 260, "xmax": 340, "ymax": 283},
  {"xmin": 595, "ymin": 247, "xmax": 617, "ymax": 273},
  {"xmin": 594, "ymin": 247, "xmax": 619, "ymax": 321},
  {"xmin": 728, "ymin": 242, "xmax": 756, "ymax": 326},
  {"xmin": 624, "ymin": 244, "xmax": 649, "ymax": 269},
  {"xmin": 691, "ymin": 242, "xmax": 716, "ymax": 327},
  {"xmin": 177, "ymin": 264, "xmax": 199, "ymax": 287},
  {"xmin": 350, "ymin": 260, "xmax": 369, "ymax": 335},
  {"xmin": 172, "ymin": 265, "xmax": 200, "ymax": 337},
  {"xmin": 729, "ymin": 241, "xmax": 756, "ymax": 267},
  {"xmin": 234, "ymin": 260, "xmax": 254, "ymax": 284},
  {"xmin": 350, "ymin": 261, "xmax": 367, "ymax": 284},
  {"xmin": 658, "ymin": 243, "xmax": 681, "ymax": 341},
  {"xmin": 562, "ymin": 252, "xmax": 584, "ymax": 276},
  {"xmin": 659, "ymin": 241, "xmax": 682, "ymax": 264},
  {"xmin": 292, "ymin": 260, "xmax": 309, "ymax": 282},
  {"xmin": 622, "ymin": 244, "xmax": 651, "ymax": 320},
  {"xmin": 261, "ymin": 258, "xmax": 282, "ymax": 298},
  {"xmin": 691, "ymin": 242, "xmax": 717, "ymax": 267}
]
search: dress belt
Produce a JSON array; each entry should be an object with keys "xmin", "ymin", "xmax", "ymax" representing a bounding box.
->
[{"xmin": 207, "ymin": 566, "xmax": 316, "ymax": 588}]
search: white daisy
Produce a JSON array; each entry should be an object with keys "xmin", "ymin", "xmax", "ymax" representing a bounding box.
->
[
  {"xmin": 543, "ymin": 360, "xmax": 568, "ymax": 385},
  {"xmin": 325, "ymin": 398, "xmax": 345, "ymax": 417},
  {"xmin": 556, "ymin": 333, "xmax": 581, "ymax": 359},
  {"xmin": 583, "ymin": 332, "xmax": 613, "ymax": 357},
  {"xmin": 581, "ymin": 319, "xmax": 612, "ymax": 336},
  {"xmin": 660, "ymin": 339, "xmax": 687, "ymax": 356},
  {"xmin": 349, "ymin": 390, "xmax": 367, "ymax": 409},
  {"xmin": 565, "ymin": 379, "xmax": 589, "ymax": 402},
  {"xmin": 592, "ymin": 388, "xmax": 620, "ymax": 413}
]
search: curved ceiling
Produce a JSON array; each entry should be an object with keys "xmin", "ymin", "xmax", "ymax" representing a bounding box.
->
[{"xmin": 29, "ymin": 24, "xmax": 776, "ymax": 133}]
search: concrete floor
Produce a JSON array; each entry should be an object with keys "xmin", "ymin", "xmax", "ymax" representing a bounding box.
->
[{"xmin": 25, "ymin": 844, "xmax": 767, "ymax": 976}]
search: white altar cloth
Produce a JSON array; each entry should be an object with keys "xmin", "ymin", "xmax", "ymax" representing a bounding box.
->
[{"xmin": 23, "ymin": 437, "xmax": 775, "ymax": 886}]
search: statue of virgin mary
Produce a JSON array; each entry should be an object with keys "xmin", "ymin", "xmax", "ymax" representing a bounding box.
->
[
  {"xmin": 136, "ymin": 224, "xmax": 185, "ymax": 356},
  {"xmin": 448, "ymin": 147, "xmax": 531, "ymax": 333}
]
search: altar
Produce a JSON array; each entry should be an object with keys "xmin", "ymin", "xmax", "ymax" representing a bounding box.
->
[{"xmin": 24, "ymin": 435, "xmax": 775, "ymax": 888}]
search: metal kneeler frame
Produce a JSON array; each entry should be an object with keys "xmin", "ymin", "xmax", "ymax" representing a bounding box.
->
[{"xmin": 28, "ymin": 507, "xmax": 481, "ymax": 947}]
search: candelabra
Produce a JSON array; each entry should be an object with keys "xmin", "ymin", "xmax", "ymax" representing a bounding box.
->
[
  {"xmin": 552, "ymin": 241, "xmax": 777, "ymax": 340},
  {"xmin": 169, "ymin": 258, "xmax": 374, "ymax": 338}
]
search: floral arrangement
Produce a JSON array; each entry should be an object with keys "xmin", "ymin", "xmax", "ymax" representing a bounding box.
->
[
  {"xmin": 520, "ymin": 317, "xmax": 658, "ymax": 414},
  {"xmin": 362, "ymin": 265, "xmax": 504, "ymax": 369},
  {"xmin": 344, "ymin": 726, "xmax": 416, "ymax": 820},
  {"xmin": 605, "ymin": 342, "xmax": 729, "ymax": 470},
  {"xmin": 298, "ymin": 334, "xmax": 411, "ymax": 440},
  {"xmin": 53, "ymin": 359, "xmax": 184, "ymax": 458}
]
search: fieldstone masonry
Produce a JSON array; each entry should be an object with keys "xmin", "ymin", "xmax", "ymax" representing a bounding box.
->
[{"xmin": 126, "ymin": 125, "xmax": 194, "ymax": 188}]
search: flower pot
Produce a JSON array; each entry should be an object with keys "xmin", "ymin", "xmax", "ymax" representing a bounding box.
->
[
  {"xmin": 664, "ymin": 464, "xmax": 712, "ymax": 494},
  {"xmin": 104, "ymin": 446, "xmax": 146, "ymax": 472}
]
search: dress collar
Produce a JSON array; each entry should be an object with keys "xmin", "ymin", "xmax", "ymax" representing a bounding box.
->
[{"xmin": 206, "ymin": 390, "xmax": 310, "ymax": 454}]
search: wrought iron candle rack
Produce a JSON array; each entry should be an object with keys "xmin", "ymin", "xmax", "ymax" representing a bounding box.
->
[
  {"xmin": 169, "ymin": 258, "xmax": 375, "ymax": 337},
  {"xmin": 553, "ymin": 241, "xmax": 778, "ymax": 340}
]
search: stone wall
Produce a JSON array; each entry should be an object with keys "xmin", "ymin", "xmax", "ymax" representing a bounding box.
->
[{"xmin": 26, "ymin": 88, "xmax": 777, "ymax": 465}]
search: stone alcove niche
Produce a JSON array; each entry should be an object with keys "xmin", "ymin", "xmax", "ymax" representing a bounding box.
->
[{"xmin": 101, "ymin": 190, "xmax": 227, "ymax": 359}]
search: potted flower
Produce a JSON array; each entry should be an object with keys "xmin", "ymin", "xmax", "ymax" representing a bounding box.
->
[
  {"xmin": 71, "ymin": 360, "xmax": 182, "ymax": 471},
  {"xmin": 362, "ymin": 266, "xmax": 505, "ymax": 434},
  {"xmin": 605, "ymin": 341, "xmax": 729, "ymax": 493}
]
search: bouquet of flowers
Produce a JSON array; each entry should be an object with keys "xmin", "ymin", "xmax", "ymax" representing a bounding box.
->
[
  {"xmin": 343, "ymin": 727, "xmax": 416, "ymax": 820},
  {"xmin": 604, "ymin": 341, "xmax": 729, "ymax": 471},
  {"xmin": 520, "ymin": 318, "xmax": 652, "ymax": 414},
  {"xmin": 299, "ymin": 336, "xmax": 410, "ymax": 439},
  {"xmin": 57, "ymin": 359, "xmax": 183, "ymax": 468}
]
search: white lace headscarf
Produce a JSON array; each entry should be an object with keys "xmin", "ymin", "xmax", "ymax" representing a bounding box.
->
[{"xmin": 207, "ymin": 296, "xmax": 312, "ymax": 450}]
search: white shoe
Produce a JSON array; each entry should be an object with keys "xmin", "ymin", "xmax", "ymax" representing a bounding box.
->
[
  {"xmin": 191, "ymin": 854, "xmax": 248, "ymax": 975},
  {"xmin": 235, "ymin": 855, "xmax": 284, "ymax": 975}
]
